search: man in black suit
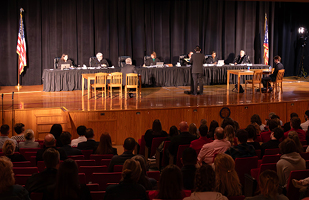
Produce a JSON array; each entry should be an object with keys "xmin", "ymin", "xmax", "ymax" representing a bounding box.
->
[
  {"xmin": 26, "ymin": 148, "xmax": 59, "ymax": 194},
  {"xmin": 206, "ymin": 51, "xmax": 218, "ymax": 64},
  {"xmin": 191, "ymin": 46, "xmax": 206, "ymax": 95},
  {"xmin": 262, "ymin": 56, "xmax": 284, "ymax": 91},
  {"xmin": 92, "ymin": 52, "xmax": 109, "ymax": 67},
  {"xmin": 108, "ymin": 137, "xmax": 136, "ymax": 172},
  {"xmin": 36, "ymin": 134, "xmax": 67, "ymax": 162},
  {"xmin": 77, "ymin": 128, "xmax": 99, "ymax": 151},
  {"xmin": 233, "ymin": 50, "xmax": 251, "ymax": 64},
  {"xmin": 121, "ymin": 58, "xmax": 136, "ymax": 86},
  {"xmin": 145, "ymin": 51, "xmax": 160, "ymax": 66},
  {"xmin": 59, "ymin": 132, "xmax": 83, "ymax": 156}
]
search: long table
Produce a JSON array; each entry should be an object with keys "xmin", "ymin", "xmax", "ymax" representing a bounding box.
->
[{"xmin": 42, "ymin": 64, "xmax": 268, "ymax": 92}]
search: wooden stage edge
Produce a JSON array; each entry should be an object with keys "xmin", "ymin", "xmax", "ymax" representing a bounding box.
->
[{"xmin": 1, "ymin": 77, "xmax": 309, "ymax": 145}]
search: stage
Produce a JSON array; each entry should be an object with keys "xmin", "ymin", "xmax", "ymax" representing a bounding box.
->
[{"xmin": 1, "ymin": 77, "xmax": 309, "ymax": 145}]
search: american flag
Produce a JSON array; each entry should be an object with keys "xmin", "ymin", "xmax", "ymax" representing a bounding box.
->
[
  {"xmin": 16, "ymin": 9, "xmax": 27, "ymax": 75},
  {"xmin": 263, "ymin": 14, "xmax": 269, "ymax": 65}
]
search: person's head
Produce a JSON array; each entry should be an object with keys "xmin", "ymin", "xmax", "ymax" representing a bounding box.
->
[
  {"xmin": 214, "ymin": 154, "xmax": 242, "ymax": 196},
  {"xmin": 14, "ymin": 123, "xmax": 25, "ymax": 135},
  {"xmin": 125, "ymin": 58, "xmax": 132, "ymax": 65},
  {"xmin": 209, "ymin": 120, "xmax": 219, "ymax": 135},
  {"xmin": 288, "ymin": 131, "xmax": 303, "ymax": 153},
  {"xmin": 189, "ymin": 123, "xmax": 197, "ymax": 136},
  {"xmin": 151, "ymin": 52, "xmax": 156, "ymax": 59},
  {"xmin": 251, "ymin": 114, "xmax": 262, "ymax": 126},
  {"xmin": 211, "ymin": 51, "xmax": 216, "ymax": 58},
  {"xmin": 179, "ymin": 121, "xmax": 189, "ymax": 133},
  {"xmin": 200, "ymin": 119, "xmax": 207, "ymax": 126},
  {"xmin": 259, "ymin": 170, "xmax": 280, "ymax": 198},
  {"xmin": 252, "ymin": 122, "xmax": 261, "ymax": 135},
  {"xmin": 195, "ymin": 46, "xmax": 201, "ymax": 52},
  {"xmin": 96, "ymin": 52, "xmax": 103, "ymax": 60},
  {"xmin": 85, "ymin": 128, "xmax": 94, "ymax": 140},
  {"xmin": 121, "ymin": 159, "xmax": 142, "ymax": 183},
  {"xmin": 60, "ymin": 131, "xmax": 71, "ymax": 146},
  {"xmin": 2, "ymin": 140, "xmax": 16, "ymax": 156},
  {"xmin": 96, "ymin": 132, "xmax": 113, "ymax": 154},
  {"xmin": 169, "ymin": 125, "xmax": 179, "ymax": 137},
  {"xmin": 272, "ymin": 127, "xmax": 284, "ymax": 140},
  {"xmin": 199, "ymin": 124, "xmax": 208, "ymax": 137},
  {"xmin": 246, "ymin": 124, "xmax": 257, "ymax": 140},
  {"xmin": 188, "ymin": 51, "xmax": 193, "ymax": 58},
  {"xmin": 61, "ymin": 54, "xmax": 68, "ymax": 61},
  {"xmin": 214, "ymin": 127, "xmax": 225, "ymax": 140},
  {"xmin": 268, "ymin": 112, "xmax": 276, "ymax": 119},
  {"xmin": 267, "ymin": 119, "xmax": 280, "ymax": 132},
  {"xmin": 221, "ymin": 117, "xmax": 234, "ymax": 129},
  {"xmin": 50, "ymin": 124, "xmax": 63, "ymax": 138},
  {"xmin": 181, "ymin": 147, "xmax": 197, "ymax": 165},
  {"xmin": 291, "ymin": 117, "xmax": 301, "ymax": 130},
  {"xmin": 240, "ymin": 50, "xmax": 245, "ymax": 57},
  {"xmin": 224, "ymin": 125, "xmax": 235, "ymax": 145},
  {"xmin": 24, "ymin": 129, "xmax": 35, "ymax": 141},
  {"xmin": 194, "ymin": 164, "xmax": 215, "ymax": 192},
  {"xmin": 123, "ymin": 137, "xmax": 136, "ymax": 152},
  {"xmin": 76, "ymin": 126, "xmax": 86, "ymax": 136},
  {"xmin": 0, "ymin": 156, "xmax": 15, "ymax": 193},
  {"xmin": 44, "ymin": 134, "xmax": 56, "ymax": 147},
  {"xmin": 152, "ymin": 119, "xmax": 162, "ymax": 133},
  {"xmin": 290, "ymin": 112, "xmax": 299, "ymax": 119},
  {"xmin": 279, "ymin": 138, "xmax": 298, "ymax": 154},
  {"xmin": 235, "ymin": 129, "xmax": 248, "ymax": 144},
  {"xmin": 43, "ymin": 147, "xmax": 60, "ymax": 169},
  {"xmin": 157, "ymin": 164, "xmax": 183, "ymax": 199},
  {"xmin": 274, "ymin": 55, "xmax": 281, "ymax": 63},
  {"xmin": 132, "ymin": 155, "xmax": 148, "ymax": 176},
  {"xmin": 271, "ymin": 114, "xmax": 280, "ymax": 120},
  {"xmin": 0, "ymin": 125, "xmax": 10, "ymax": 136},
  {"xmin": 305, "ymin": 110, "xmax": 309, "ymax": 121}
]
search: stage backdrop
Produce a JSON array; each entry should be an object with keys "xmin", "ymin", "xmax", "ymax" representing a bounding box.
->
[{"xmin": 0, "ymin": 0, "xmax": 308, "ymax": 86}]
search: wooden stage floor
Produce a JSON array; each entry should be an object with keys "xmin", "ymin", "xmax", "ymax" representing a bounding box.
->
[{"xmin": 1, "ymin": 77, "xmax": 309, "ymax": 111}]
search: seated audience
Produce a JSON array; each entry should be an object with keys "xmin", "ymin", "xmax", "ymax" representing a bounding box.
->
[
  {"xmin": 71, "ymin": 126, "xmax": 87, "ymax": 147},
  {"xmin": 261, "ymin": 127, "xmax": 284, "ymax": 157},
  {"xmin": 198, "ymin": 127, "xmax": 231, "ymax": 164},
  {"xmin": 206, "ymin": 51, "xmax": 218, "ymax": 64},
  {"xmin": 233, "ymin": 50, "xmax": 250, "ymax": 64},
  {"xmin": 251, "ymin": 122, "xmax": 262, "ymax": 142},
  {"xmin": 36, "ymin": 134, "xmax": 67, "ymax": 162},
  {"xmin": 181, "ymin": 147, "xmax": 197, "ymax": 190},
  {"xmin": 25, "ymin": 148, "xmax": 59, "ymax": 194},
  {"xmin": 92, "ymin": 52, "xmax": 109, "ymax": 67},
  {"xmin": 158, "ymin": 125, "xmax": 179, "ymax": 153},
  {"xmin": 245, "ymin": 170, "xmax": 288, "ymax": 200},
  {"xmin": 224, "ymin": 125, "xmax": 236, "ymax": 146},
  {"xmin": 108, "ymin": 137, "xmax": 136, "ymax": 172},
  {"xmin": 19, "ymin": 129, "xmax": 40, "ymax": 148},
  {"xmin": 288, "ymin": 131, "xmax": 304, "ymax": 153},
  {"xmin": 44, "ymin": 159, "xmax": 91, "ymax": 200},
  {"xmin": 284, "ymin": 117, "xmax": 306, "ymax": 141},
  {"xmin": 184, "ymin": 164, "xmax": 228, "ymax": 200},
  {"xmin": 0, "ymin": 156, "xmax": 30, "ymax": 200},
  {"xmin": 268, "ymin": 112, "xmax": 283, "ymax": 126},
  {"xmin": 94, "ymin": 132, "xmax": 117, "ymax": 155},
  {"xmin": 225, "ymin": 129, "xmax": 256, "ymax": 160},
  {"xmin": 57, "ymin": 54, "xmax": 73, "ymax": 68},
  {"xmin": 301, "ymin": 110, "xmax": 309, "ymax": 132},
  {"xmin": 246, "ymin": 124, "xmax": 261, "ymax": 150},
  {"xmin": 260, "ymin": 119, "xmax": 280, "ymax": 143},
  {"xmin": 190, "ymin": 124, "xmax": 213, "ymax": 153},
  {"xmin": 208, "ymin": 120, "xmax": 219, "ymax": 139},
  {"xmin": 277, "ymin": 138, "xmax": 306, "ymax": 188},
  {"xmin": 189, "ymin": 123, "xmax": 198, "ymax": 138},
  {"xmin": 200, "ymin": 119, "xmax": 207, "ymax": 126},
  {"xmin": 251, "ymin": 114, "xmax": 265, "ymax": 132},
  {"xmin": 221, "ymin": 117, "xmax": 235, "ymax": 129},
  {"xmin": 50, "ymin": 124, "xmax": 63, "ymax": 147},
  {"xmin": 59, "ymin": 132, "xmax": 83, "ymax": 156},
  {"xmin": 214, "ymin": 153, "xmax": 242, "ymax": 196},
  {"xmin": 2, "ymin": 140, "xmax": 26, "ymax": 162},
  {"xmin": 283, "ymin": 112, "xmax": 299, "ymax": 132},
  {"xmin": 77, "ymin": 128, "xmax": 99, "ymax": 151},
  {"xmin": 11, "ymin": 123, "xmax": 25, "ymax": 142},
  {"xmin": 0, "ymin": 124, "xmax": 17, "ymax": 148},
  {"xmin": 132, "ymin": 155, "xmax": 157, "ymax": 190},
  {"xmin": 145, "ymin": 51, "xmax": 160, "ymax": 66},
  {"xmin": 105, "ymin": 159, "xmax": 148, "ymax": 200}
]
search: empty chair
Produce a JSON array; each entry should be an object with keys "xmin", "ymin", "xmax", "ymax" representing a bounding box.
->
[
  {"xmin": 264, "ymin": 148, "xmax": 280, "ymax": 155},
  {"xmin": 91, "ymin": 73, "xmax": 108, "ymax": 99},
  {"xmin": 146, "ymin": 171, "xmax": 160, "ymax": 181},
  {"xmin": 235, "ymin": 156, "xmax": 258, "ymax": 186},
  {"xmin": 37, "ymin": 161, "xmax": 46, "ymax": 172},
  {"xmin": 101, "ymin": 159, "xmax": 112, "ymax": 167},
  {"xmin": 245, "ymin": 70, "xmax": 263, "ymax": 93},
  {"xmin": 24, "ymin": 152, "xmax": 38, "ymax": 161},
  {"xmin": 251, "ymin": 163, "xmax": 277, "ymax": 180},
  {"xmin": 255, "ymin": 149, "xmax": 261, "ymax": 159},
  {"xmin": 90, "ymin": 191, "xmax": 105, "ymax": 200},
  {"xmin": 139, "ymin": 135, "xmax": 146, "ymax": 156},
  {"xmin": 19, "ymin": 148, "xmax": 41, "ymax": 156},
  {"xmin": 86, "ymin": 183, "xmax": 99, "ymax": 191},
  {"xmin": 145, "ymin": 137, "xmax": 166, "ymax": 159},
  {"xmin": 12, "ymin": 161, "xmax": 33, "ymax": 167},
  {"xmin": 113, "ymin": 165, "xmax": 123, "ymax": 172},
  {"xmin": 53, "ymin": 57, "xmax": 61, "ymax": 69},
  {"xmin": 90, "ymin": 154, "xmax": 114, "ymax": 165},
  {"xmin": 68, "ymin": 155, "xmax": 85, "ymax": 160},
  {"xmin": 13, "ymin": 167, "xmax": 39, "ymax": 175},
  {"xmin": 81, "ymin": 150, "xmax": 93, "ymax": 160},
  {"xmin": 78, "ymin": 173, "xmax": 87, "ymax": 184},
  {"xmin": 92, "ymin": 172, "xmax": 122, "ymax": 190},
  {"xmin": 15, "ymin": 174, "xmax": 32, "ymax": 185},
  {"xmin": 125, "ymin": 73, "xmax": 138, "ymax": 99},
  {"xmin": 258, "ymin": 154, "xmax": 281, "ymax": 167},
  {"xmin": 75, "ymin": 160, "xmax": 96, "ymax": 167},
  {"xmin": 176, "ymin": 144, "xmax": 190, "ymax": 168},
  {"xmin": 108, "ymin": 72, "xmax": 122, "ymax": 98},
  {"xmin": 79, "ymin": 166, "xmax": 108, "ymax": 183}
]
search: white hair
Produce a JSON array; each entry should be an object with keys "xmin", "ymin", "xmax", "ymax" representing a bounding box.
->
[{"xmin": 96, "ymin": 52, "xmax": 103, "ymax": 57}]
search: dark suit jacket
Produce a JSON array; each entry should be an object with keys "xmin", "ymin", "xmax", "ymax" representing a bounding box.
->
[
  {"xmin": 92, "ymin": 58, "xmax": 109, "ymax": 67},
  {"xmin": 168, "ymin": 132, "xmax": 197, "ymax": 157},
  {"xmin": 270, "ymin": 62, "xmax": 284, "ymax": 81},
  {"xmin": 181, "ymin": 165, "xmax": 197, "ymax": 190},
  {"xmin": 77, "ymin": 139, "xmax": 99, "ymax": 151},
  {"xmin": 25, "ymin": 168, "xmax": 57, "ymax": 194},
  {"xmin": 191, "ymin": 52, "xmax": 206, "ymax": 74},
  {"xmin": 206, "ymin": 56, "xmax": 218, "ymax": 64},
  {"xmin": 121, "ymin": 64, "xmax": 136, "ymax": 86},
  {"xmin": 108, "ymin": 151, "xmax": 134, "ymax": 172},
  {"xmin": 233, "ymin": 55, "xmax": 250, "ymax": 64},
  {"xmin": 59, "ymin": 144, "xmax": 83, "ymax": 156},
  {"xmin": 36, "ymin": 147, "xmax": 67, "ymax": 162},
  {"xmin": 145, "ymin": 58, "xmax": 160, "ymax": 66}
]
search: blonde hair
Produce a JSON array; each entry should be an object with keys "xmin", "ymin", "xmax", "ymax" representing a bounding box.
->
[
  {"xmin": 259, "ymin": 170, "xmax": 280, "ymax": 199},
  {"xmin": 214, "ymin": 153, "xmax": 242, "ymax": 196},
  {"xmin": 2, "ymin": 140, "xmax": 16, "ymax": 156},
  {"xmin": 224, "ymin": 125, "xmax": 235, "ymax": 146},
  {"xmin": 24, "ymin": 129, "xmax": 35, "ymax": 141},
  {"xmin": 252, "ymin": 122, "xmax": 261, "ymax": 135},
  {"xmin": 121, "ymin": 159, "xmax": 142, "ymax": 183},
  {"xmin": 0, "ymin": 156, "xmax": 15, "ymax": 192},
  {"xmin": 189, "ymin": 123, "xmax": 198, "ymax": 137}
]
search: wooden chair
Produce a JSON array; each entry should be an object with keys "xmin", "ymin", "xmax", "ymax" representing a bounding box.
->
[
  {"xmin": 108, "ymin": 72, "xmax": 122, "ymax": 98},
  {"xmin": 245, "ymin": 70, "xmax": 263, "ymax": 93},
  {"xmin": 266, "ymin": 69, "xmax": 285, "ymax": 93},
  {"xmin": 91, "ymin": 73, "xmax": 108, "ymax": 99},
  {"xmin": 125, "ymin": 73, "xmax": 138, "ymax": 99}
]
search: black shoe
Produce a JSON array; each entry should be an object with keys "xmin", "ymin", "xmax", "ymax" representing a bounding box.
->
[{"xmin": 129, "ymin": 93, "xmax": 134, "ymax": 98}]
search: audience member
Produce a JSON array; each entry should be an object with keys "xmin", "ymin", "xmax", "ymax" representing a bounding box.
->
[
  {"xmin": 19, "ymin": 129, "xmax": 40, "ymax": 148},
  {"xmin": 132, "ymin": 155, "xmax": 157, "ymax": 190},
  {"xmin": 181, "ymin": 147, "xmax": 197, "ymax": 190},
  {"xmin": 105, "ymin": 159, "xmax": 148, "ymax": 200},
  {"xmin": 95, "ymin": 132, "xmax": 117, "ymax": 155},
  {"xmin": 301, "ymin": 110, "xmax": 309, "ymax": 132},
  {"xmin": 184, "ymin": 164, "xmax": 228, "ymax": 200},
  {"xmin": 225, "ymin": 129, "xmax": 256, "ymax": 160},
  {"xmin": 50, "ymin": 124, "xmax": 63, "ymax": 147},
  {"xmin": 11, "ymin": 123, "xmax": 25, "ymax": 142},
  {"xmin": 200, "ymin": 119, "xmax": 207, "ymax": 126},
  {"xmin": 59, "ymin": 132, "xmax": 83, "ymax": 156},
  {"xmin": 246, "ymin": 124, "xmax": 261, "ymax": 150},
  {"xmin": 198, "ymin": 127, "xmax": 231, "ymax": 164},
  {"xmin": 224, "ymin": 125, "xmax": 236, "ymax": 146},
  {"xmin": 208, "ymin": 120, "xmax": 219, "ymax": 139},
  {"xmin": 221, "ymin": 117, "xmax": 235, "ymax": 129},
  {"xmin": 77, "ymin": 128, "xmax": 99, "ymax": 151},
  {"xmin": 269, "ymin": 112, "xmax": 283, "ymax": 126},
  {"xmin": 261, "ymin": 127, "xmax": 284, "ymax": 157},
  {"xmin": 2, "ymin": 140, "xmax": 26, "ymax": 162},
  {"xmin": 189, "ymin": 123, "xmax": 198, "ymax": 137},
  {"xmin": 25, "ymin": 148, "xmax": 60, "ymax": 194},
  {"xmin": 108, "ymin": 137, "xmax": 136, "ymax": 172},
  {"xmin": 214, "ymin": 153, "xmax": 242, "ymax": 196},
  {"xmin": 245, "ymin": 170, "xmax": 288, "ymax": 200},
  {"xmin": 71, "ymin": 125, "xmax": 87, "ymax": 147},
  {"xmin": 277, "ymin": 138, "xmax": 306, "ymax": 188},
  {"xmin": 251, "ymin": 122, "xmax": 262, "ymax": 142},
  {"xmin": 0, "ymin": 125, "xmax": 17, "ymax": 148},
  {"xmin": 283, "ymin": 112, "xmax": 299, "ymax": 132},
  {"xmin": 0, "ymin": 156, "xmax": 30, "ymax": 199},
  {"xmin": 288, "ymin": 131, "xmax": 304, "ymax": 153},
  {"xmin": 251, "ymin": 114, "xmax": 265, "ymax": 132},
  {"xmin": 284, "ymin": 117, "xmax": 306, "ymax": 141},
  {"xmin": 157, "ymin": 125, "xmax": 178, "ymax": 153},
  {"xmin": 44, "ymin": 159, "xmax": 91, "ymax": 200},
  {"xmin": 36, "ymin": 134, "xmax": 67, "ymax": 162},
  {"xmin": 190, "ymin": 124, "xmax": 212, "ymax": 153},
  {"xmin": 260, "ymin": 119, "xmax": 280, "ymax": 143}
]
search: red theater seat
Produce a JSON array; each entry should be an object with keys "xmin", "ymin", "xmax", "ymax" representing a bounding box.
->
[{"xmin": 92, "ymin": 172, "xmax": 122, "ymax": 190}]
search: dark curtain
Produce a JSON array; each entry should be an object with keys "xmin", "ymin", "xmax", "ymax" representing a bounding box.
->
[{"xmin": 0, "ymin": 0, "xmax": 307, "ymax": 86}]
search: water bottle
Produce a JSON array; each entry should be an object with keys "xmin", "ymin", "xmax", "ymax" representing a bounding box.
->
[
  {"xmin": 247, "ymin": 66, "xmax": 250, "ymax": 71},
  {"xmin": 269, "ymin": 65, "xmax": 272, "ymax": 71}
]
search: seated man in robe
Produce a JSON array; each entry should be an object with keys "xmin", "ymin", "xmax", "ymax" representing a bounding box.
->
[
  {"xmin": 233, "ymin": 50, "xmax": 250, "ymax": 64},
  {"xmin": 92, "ymin": 52, "xmax": 109, "ymax": 67}
]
